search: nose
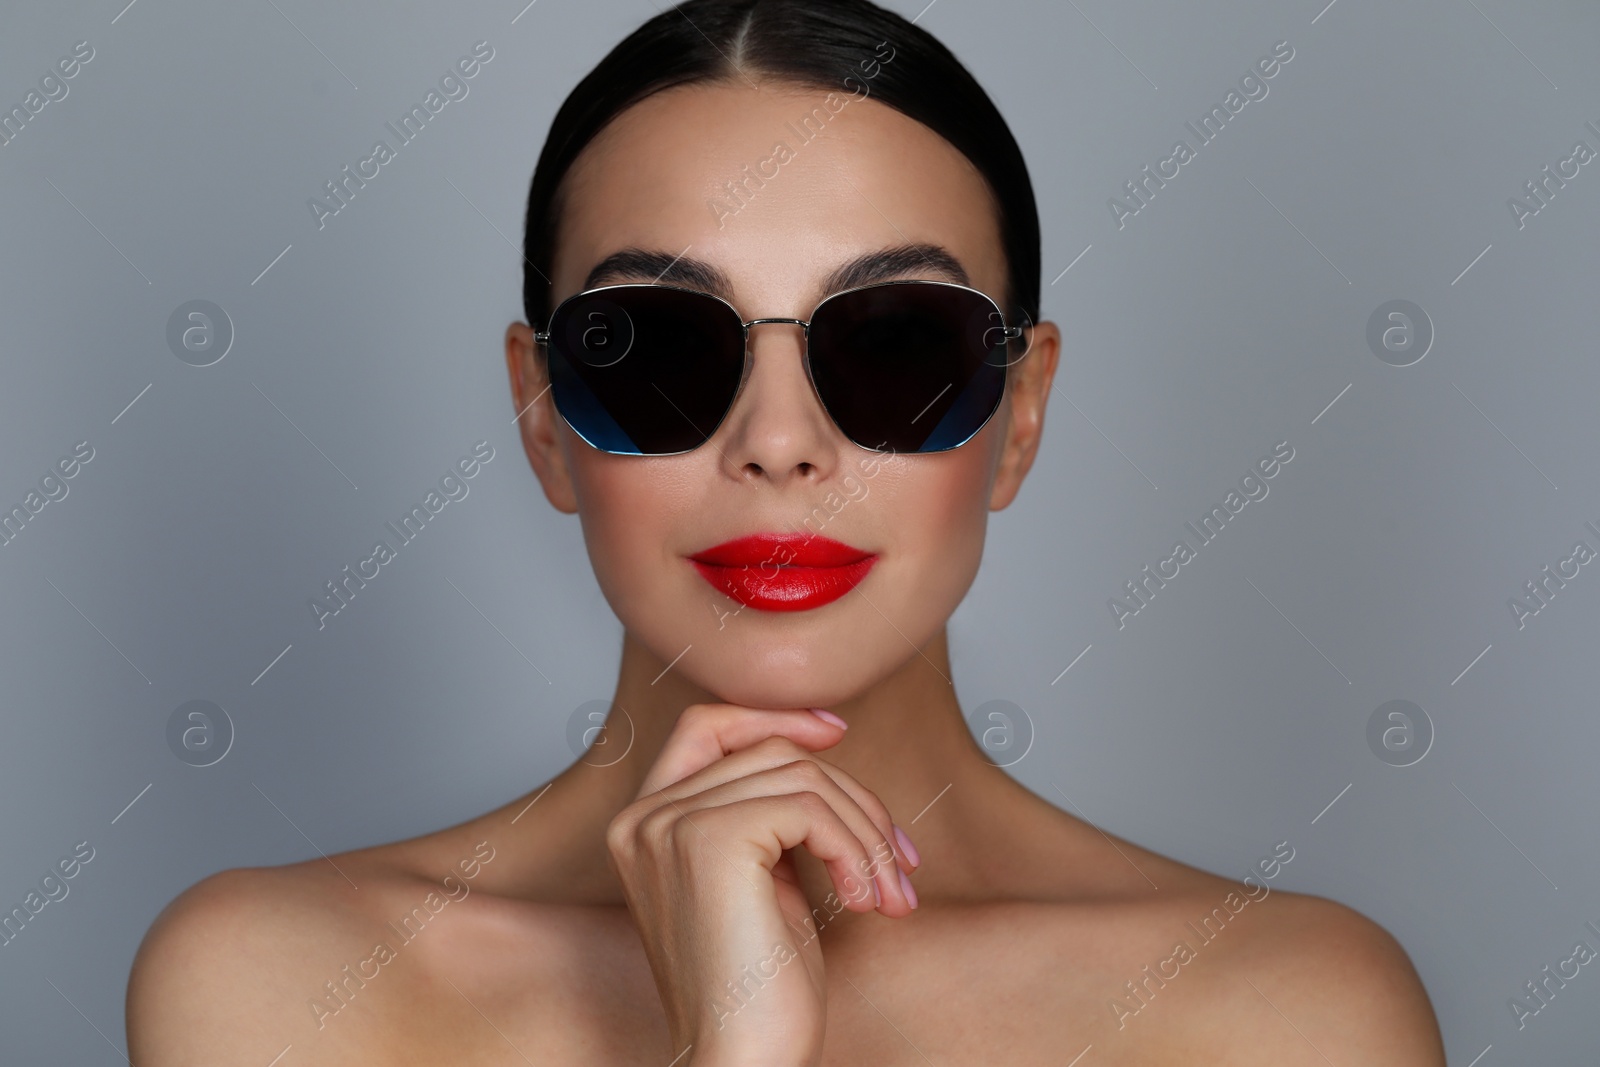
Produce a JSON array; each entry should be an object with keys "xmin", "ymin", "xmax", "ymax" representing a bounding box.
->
[{"xmin": 712, "ymin": 320, "xmax": 841, "ymax": 485}]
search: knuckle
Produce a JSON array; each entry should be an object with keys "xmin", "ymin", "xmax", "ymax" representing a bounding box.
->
[
  {"xmin": 754, "ymin": 735, "xmax": 804, "ymax": 761},
  {"xmin": 677, "ymin": 702, "xmax": 722, "ymax": 731},
  {"xmin": 604, "ymin": 809, "xmax": 635, "ymax": 853},
  {"xmin": 839, "ymin": 867, "xmax": 872, "ymax": 899},
  {"xmin": 661, "ymin": 706, "xmax": 709, "ymax": 748},
  {"xmin": 863, "ymin": 835, "xmax": 895, "ymax": 876},
  {"xmin": 781, "ymin": 757, "xmax": 826, "ymax": 785},
  {"xmin": 637, "ymin": 804, "xmax": 679, "ymax": 845},
  {"xmin": 859, "ymin": 792, "xmax": 894, "ymax": 830},
  {"xmin": 795, "ymin": 789, "xmax": 830, "ymax": 817},
  {"xmin": 668, "ymin": 815, "xmax": 709, "ymax": 855},
  {"xmin": 604, "ymin": 815, "xmax": 644, "ymax": 879}
]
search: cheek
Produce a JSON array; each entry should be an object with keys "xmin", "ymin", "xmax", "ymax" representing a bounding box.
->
[
  {"xmin": 876, "ymin": 445, "xmax": 994, "ymax": 592},
  {"xmin": 567, "ymin": 449, "xmax": 699, "ymax": 611}
]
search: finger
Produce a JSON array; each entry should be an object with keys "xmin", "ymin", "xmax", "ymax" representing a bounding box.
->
[
  {"xmin": 637, "ymin": 734, "xmax": 915, "ymax": 882},
  {"xmin": 637, "ymin": 703, "xmax": 847, "ymax": 796},
  {"xmin": 643, "ymin": 762, "xmax": 913, "ymax": 914},
  {"xmin": 685, "ymin": 793, "xmax": 887, "ymax": 915}
]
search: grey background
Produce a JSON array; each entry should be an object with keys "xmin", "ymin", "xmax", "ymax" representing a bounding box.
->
[{"xmin": 2, "ymin": 0, "xmax": 1596, "ymax": 1061}]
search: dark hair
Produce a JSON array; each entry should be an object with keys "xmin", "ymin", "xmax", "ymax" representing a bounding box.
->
[{"xmin": 520, "ymin": 0, "xmax": 1039, "ymax": 332}]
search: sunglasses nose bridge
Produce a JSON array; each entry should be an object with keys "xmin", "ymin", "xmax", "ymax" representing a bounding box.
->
[
  {"xmin": 741, "ymin": 316, "xmax": 810, "ymax": 334},
  {"xmin": 718, "ymin": 316, "xmax": 841, "ymax": 459},
  {"xmin": 737, "ymin": 316, "xmax": 813, "ymax": 382}
]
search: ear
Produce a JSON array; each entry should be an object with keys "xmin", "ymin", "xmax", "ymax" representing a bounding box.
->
[
  {"xmin": 505, "ymin": 321, "xmax": 579, "ymax": 514},
  {"xmin": 988, "ymin": 320, "xmax": 1060, "ymax": 511}
]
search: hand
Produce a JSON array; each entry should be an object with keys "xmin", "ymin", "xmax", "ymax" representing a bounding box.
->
[{"xmin": 605, "ymin": 703, "xmax": 920, "ymax": 1067}]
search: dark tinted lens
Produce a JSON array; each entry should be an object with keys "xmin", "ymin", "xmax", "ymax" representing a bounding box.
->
[
  {"xmin": 547, "ymin": 286, "xmax": 745, "ymax": 455},
  {"xmin": 806, "ymin": 282, "xmax": 1009, "ymax": 453}
]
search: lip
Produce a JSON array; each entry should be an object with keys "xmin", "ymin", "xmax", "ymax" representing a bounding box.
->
[{"xmin": 690, "ymin": 533, "xmax": 877, "ymax": 612}]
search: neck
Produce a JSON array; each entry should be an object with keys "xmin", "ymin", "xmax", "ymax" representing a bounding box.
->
[
  {"xmin": 598, "ymin": 626, "xmax": 982, "ymax": 814},
  {"xmin": 509, "ymin": 625, "xmax": 1018, "ymax": 904}
]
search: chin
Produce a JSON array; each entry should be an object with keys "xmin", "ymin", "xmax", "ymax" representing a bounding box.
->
[
  {"xmin": 694, "ymin": 677, "xmax": 861, "ymax": 712},
  {"xmin": 697, "ymin": 627, "xmax": 928, "ymax": 710},
  {"xmin": 680, "ymin": 634, "xmax": 885, "ymax": 710}
]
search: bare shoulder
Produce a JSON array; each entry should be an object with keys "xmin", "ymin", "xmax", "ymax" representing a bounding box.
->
[
  {"xmin": 125, "ymin": 834, "xmax": 513, "ymax": 1066},
  {"xmin": 127, "ymin": 860, "xmax": 364, "ymax": 1065},
  {"xmin": 1003, "ymin": 801, "xmax": 1443, "ymax": 1065},
  {"xmin": 1147, "ymin": 883, "xmax": 1447, "ymax": 1066}
]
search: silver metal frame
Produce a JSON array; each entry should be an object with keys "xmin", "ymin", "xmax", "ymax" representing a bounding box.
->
[{"xmin": 533, "ymin": 279, "xmax": 1024, "ymax": 457}]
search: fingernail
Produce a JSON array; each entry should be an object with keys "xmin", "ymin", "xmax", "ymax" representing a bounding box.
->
[
  {"xmin": 893, "ymin": 824, "xmax": 920, "ymax": 868},
  {"xmin": 899, "ymin": 868, "xmax": 918, "ymax": 910},
  {"xmin": 872, "ymin": 878, "xmax": 882, "ymax": 908},
  {"xmin": 808, "ymin": 708, "xmax": 848, "ymax": 730}
]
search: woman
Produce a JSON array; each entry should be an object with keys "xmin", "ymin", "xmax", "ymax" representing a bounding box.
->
[{"xmin": 127, "ymin": 1, "xmax": 1446, "ymax": 1062}]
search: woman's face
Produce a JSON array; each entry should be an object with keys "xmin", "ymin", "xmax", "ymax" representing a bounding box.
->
[{"xmin": 507, "ymin": 80, "xmax": 1058, "ymax": 710}]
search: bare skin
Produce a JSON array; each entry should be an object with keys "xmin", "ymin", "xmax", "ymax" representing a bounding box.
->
[{"xmin": 127, "ymin": 80, "xmax": 1446, "ymax": 1066}]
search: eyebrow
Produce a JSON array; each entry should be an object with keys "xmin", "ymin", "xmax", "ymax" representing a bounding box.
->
[
  {"xmin": 583, "ymin": 248, "xmax": 732, "ymax": 297},
  {"xmin": 821, "ymin": 244, "xmax": 970, "ymax": 293},
  {"xmin": 581, "ymin": 243, "xmax": 972, "ymax": 305}
]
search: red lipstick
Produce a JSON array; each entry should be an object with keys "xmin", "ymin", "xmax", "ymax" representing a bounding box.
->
[{"xmin": 690, "ymin": 533, "xmax": 876, "ymax": 612}]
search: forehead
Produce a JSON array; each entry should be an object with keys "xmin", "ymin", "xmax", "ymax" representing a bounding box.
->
[{"xmin": 550, "ymin": 79, "xmax": 1008, "ymax": 316}]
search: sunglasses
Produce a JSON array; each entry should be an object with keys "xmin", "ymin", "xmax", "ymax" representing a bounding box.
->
[{"xmin": 533, "ymin": 279, "xmax": 1023, "ymax": 456}]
